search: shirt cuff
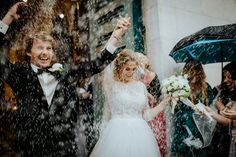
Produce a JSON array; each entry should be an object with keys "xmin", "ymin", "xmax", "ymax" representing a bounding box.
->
[
  {"xmin": 0, "ymin": 21, "xmax": 9, "ymax": 34},
  {"xmin": 105, "ymin": 42, "xmax": 118, "ymax": 54}
]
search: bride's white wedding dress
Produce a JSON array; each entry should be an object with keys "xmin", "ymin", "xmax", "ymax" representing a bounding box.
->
[{"xmin": 90, "ymin": 80, "xmax": 160, "ymax": 157}]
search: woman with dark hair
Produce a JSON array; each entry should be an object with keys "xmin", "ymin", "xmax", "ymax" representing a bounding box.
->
[
  {"xmin": 209, "ymin": 62, "xmax": 236, "ymax": 157},
  {"xmin": 171, "ymin": 59, "xmax": 214, "ymax": 157}
]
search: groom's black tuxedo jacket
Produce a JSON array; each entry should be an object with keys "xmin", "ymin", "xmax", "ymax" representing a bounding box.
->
[
  {"xmin": 0, "ymin": 32, "xmax": 5, "ymax": 46},
  {"xmin": 0, "ymin": 48, "xmax": 115, "ymax": 157}
]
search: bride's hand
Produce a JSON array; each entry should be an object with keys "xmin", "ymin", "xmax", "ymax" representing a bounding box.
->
[
  {"xmin": 147, "ymin": 93, "xmax": 157, "ymax": 107},
  {"xmin": 161, "ymin": 96, "xmax": 172, "ymax": 106}
]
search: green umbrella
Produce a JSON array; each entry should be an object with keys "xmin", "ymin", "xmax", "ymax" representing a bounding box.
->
[{"xmin": 170, "ymin": 38, "xmax": 236, "ymax": 64}]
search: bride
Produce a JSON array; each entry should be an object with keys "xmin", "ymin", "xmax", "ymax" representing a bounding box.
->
[{"xmin": 90, "ymin": 49, "xmax": 171, "ymax": 157}]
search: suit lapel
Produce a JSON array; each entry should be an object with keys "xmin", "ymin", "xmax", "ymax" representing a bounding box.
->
[{"xmin": 26, "ymin": 65, "xmax": 50, "ymax": 109}]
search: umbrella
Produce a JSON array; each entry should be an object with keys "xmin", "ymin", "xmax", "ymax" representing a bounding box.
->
[
  {"xmin": 170, "ymin": 38, "xmax": 236, "ymax": 64},
  {"xmin": 169, "ymin": 23, "xmax": 236, "ymax": 64}
]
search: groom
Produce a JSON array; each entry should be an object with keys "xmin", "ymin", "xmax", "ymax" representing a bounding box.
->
[{"xmin": 0, "ymin": 5, "xmax": 131, "ymax": 156}]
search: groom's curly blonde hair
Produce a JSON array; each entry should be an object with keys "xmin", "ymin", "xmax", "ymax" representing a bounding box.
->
[
  {"xmin": 113, "ymin": 49, "xmax": 137, "ymax": 82},
  {"xmin": 23, "ymin": 31, "xmax": 58, "ymax": 63}
]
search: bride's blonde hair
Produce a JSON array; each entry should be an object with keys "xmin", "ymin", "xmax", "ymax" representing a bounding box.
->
[{"xmin": 113, "ymin": 49, "xmax": 137, "ymax": 82}]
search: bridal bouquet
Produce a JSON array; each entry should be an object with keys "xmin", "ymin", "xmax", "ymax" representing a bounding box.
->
[{"xmin": 161, "ymin": 75, "xmax": 190, "ymax": 113}]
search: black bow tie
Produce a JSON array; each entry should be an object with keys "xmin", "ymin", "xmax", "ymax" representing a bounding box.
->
[
  {"xmin": 37, "ymin": 67, "xmax": 52, "ymax": 75},
  {"xmin": 36, "ymin": 67, "xmax": 61, "ymax": 80}
]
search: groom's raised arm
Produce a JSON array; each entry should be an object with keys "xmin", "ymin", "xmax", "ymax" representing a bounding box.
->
[{"xmin": 65, "ymin": 16, "xmax": 131, "ymax": 82}]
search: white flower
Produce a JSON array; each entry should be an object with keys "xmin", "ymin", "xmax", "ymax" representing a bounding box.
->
[
  {"xmin": 48, "ymin": 63, "xmax": 64, "ymax": 73},
  {"xmin": 183, "ymin": 74, "xmax": 188, "ymax": 79},
  {"xmin": 167, "ymin": 86, "xmax": 174, "ymax": 92},
  {"xmin": 161, "ymin": 87, "xmax": 167, "ymax": 94},
  {"xmin": 161, "ymin": 74, "xmax": 191, "ymax": 113},
  {"xmin": 172, "ymin": 91, "xmax": 179, "ymax": 97},
  {"xmin": 179, "ymin": 82, "xmax": 184, "ymax": 89},
  {"xmin": 172, "ymin": 81, "xmax": 179, "ymax": 89},
  {"xmin": 169, "ymin": 76, "xmax": 176, "ymax": 82},
  {"xmin": 179, "ymin": 90, "xmax": 187, "ymax": 97},
  {"xmin": 162, "ymin": 79, "xmax": 169, "ymax": 87}
]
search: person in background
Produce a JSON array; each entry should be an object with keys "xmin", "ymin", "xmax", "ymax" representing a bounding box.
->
[
  {"xmin": 74, "ymin": 77, "xmax": 96, "ymax": 156},
  {"xmin": 135, "ymin": 52, "xmax": 166, "ymax": 157},
  {"xmin": 208, "ymin": 62, "xmax": 236, "ymax": 157},
  {"xmin": 205, "ymin": 101, "xmax": 236, "ymax": 157},
  {"xmin": 171, "ymin": 59, "xmax": 214, "ymax": 157}
]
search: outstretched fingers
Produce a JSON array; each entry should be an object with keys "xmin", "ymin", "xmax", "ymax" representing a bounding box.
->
[{"xmin": 116, "ymin": 15, "xmax": 131, "ymax": 30}]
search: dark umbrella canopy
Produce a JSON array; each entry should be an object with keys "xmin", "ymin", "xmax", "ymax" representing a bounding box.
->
[
  {"xmin": 170, "ymin": 38, "xmax": 236, "ymax": 64},
  {"xmin": 171, "ymin": 23, "xmax": 236, "ymax": 52},
  {"xmin": 169, "ymin": 23, "xmax": 236, "ymax": 64}
]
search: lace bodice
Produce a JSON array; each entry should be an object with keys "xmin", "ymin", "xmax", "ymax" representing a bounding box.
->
[{"xmin": 104, "ymin": 81, "xmax": 151, "ymax": 120}]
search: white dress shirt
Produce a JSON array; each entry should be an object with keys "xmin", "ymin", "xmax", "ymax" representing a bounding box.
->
[
  {"xmin": 0, "ymin": 21, "xmax": 9, "ymax": 34},
  {"xmin": 31, "ymin": 64, "xmax": 58, "ymax": 106}
]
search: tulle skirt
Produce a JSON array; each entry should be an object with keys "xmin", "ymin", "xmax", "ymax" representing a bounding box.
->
[{"xmin": 90, "ymin": 117, "xmax": 160, "ymax": 157}]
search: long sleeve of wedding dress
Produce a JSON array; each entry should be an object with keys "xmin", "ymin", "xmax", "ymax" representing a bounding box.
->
[
  {"xmin": 143, "ymin": 108, "xmax": 153, "ymax": 121},
  {"xmin": 142, "ymin": 86, "xmax": 154, "ymax": 121}
]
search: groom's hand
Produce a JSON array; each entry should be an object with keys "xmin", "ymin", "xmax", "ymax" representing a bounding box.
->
[
  {"xmin": 114, "ymin": 15, "xmax": 131, "ymax": 38},
  {"xmin": 109, "ymin": 15, "xmax": 131, "ymax": 46},
  {"xmin": 2, "ymin": 2, "xmax": 28, "ymax": 26}
]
